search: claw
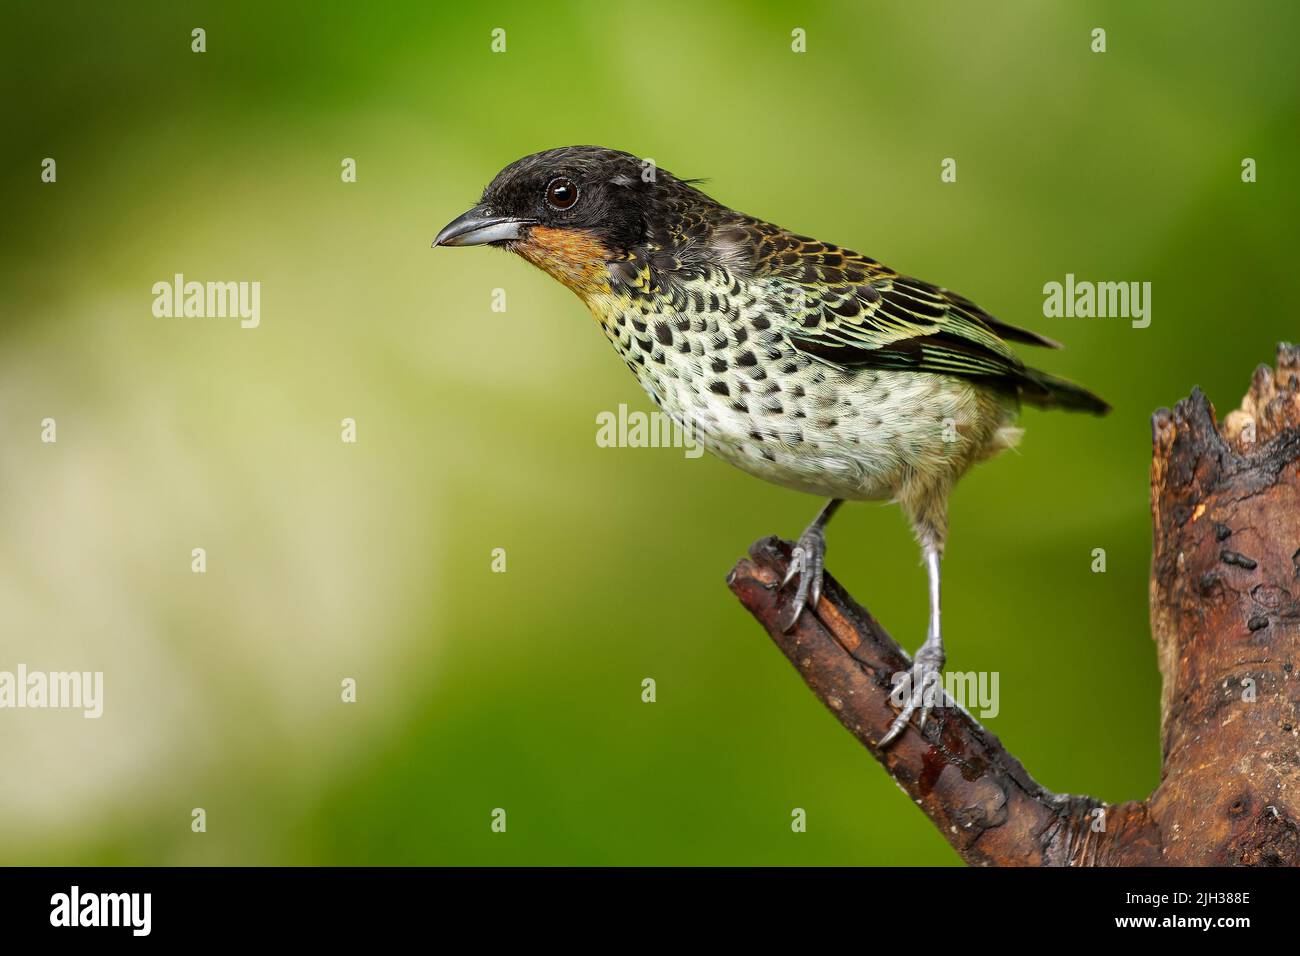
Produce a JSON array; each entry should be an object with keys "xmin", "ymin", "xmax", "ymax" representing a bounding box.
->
[
  {"xmin": 779, "ymin": 550, "xmax": 803, "ymax": 589},
  {"xmin": 878, "ymin": 707, "xmax": 911, "ymax": 748},
  {"xmin": 777, "ymin": 531, "xmax": 825, "ymax": 631}
]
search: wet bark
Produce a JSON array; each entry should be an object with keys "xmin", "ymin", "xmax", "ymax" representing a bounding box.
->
[{"xmin": 728, "ymin": 344, "xmax": 1300, "ymax": 865}]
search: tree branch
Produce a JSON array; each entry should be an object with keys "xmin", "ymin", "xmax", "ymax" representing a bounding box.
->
[{"xmin": 728, "ymin": 343, "xmax": 1300, "ymax": 866}]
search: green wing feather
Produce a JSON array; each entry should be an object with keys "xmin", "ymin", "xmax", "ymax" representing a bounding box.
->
[
  {"xmin": 731, "ymin": 222, "xmax": 1104, "ymax": 412},
  {"xmin": 740, "ymin": 226, "xmax": 1042, "ymax": 375}
]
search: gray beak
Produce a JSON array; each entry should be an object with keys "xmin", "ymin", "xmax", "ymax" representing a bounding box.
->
[{"xmin": 432, "ymin": 206, "xmax": 535, "ymax": 247}]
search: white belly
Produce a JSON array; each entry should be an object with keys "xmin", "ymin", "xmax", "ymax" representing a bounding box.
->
[{"xmin": 590, "ymin": 282, "xmax": 1017, "ymax": 502}]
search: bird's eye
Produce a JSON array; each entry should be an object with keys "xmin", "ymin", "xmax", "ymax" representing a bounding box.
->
[{"xmin": 546, "ymin": 177, "xmax": 579, "ymax": 210}]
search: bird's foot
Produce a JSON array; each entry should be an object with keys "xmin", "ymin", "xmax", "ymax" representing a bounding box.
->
[
  {"xmin": 771, "ymin": 524, "xmax": 827, "ymax": 632},
  {"xmin": 878, "ymin": 642, "xmax": 946, "ymax": 747}
]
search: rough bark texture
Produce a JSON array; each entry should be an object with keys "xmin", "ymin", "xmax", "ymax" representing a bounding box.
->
[{"xmin": 728, "ymin": 343, "xmax": 1300, "ymax": 866}]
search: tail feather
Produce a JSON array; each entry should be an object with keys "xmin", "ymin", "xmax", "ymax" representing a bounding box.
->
[{"xmin": 1018, "ymin": 367, "xmax": 1111, "ymax": 415}]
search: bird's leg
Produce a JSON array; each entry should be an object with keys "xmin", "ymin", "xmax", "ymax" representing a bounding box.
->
[
  {"xmin": 774, "ymin": 498, "xmax": 842, "ymax": 632},
  {"xmin": 879, "ymin": 536, "xmax": 946, "ymax": 747}
]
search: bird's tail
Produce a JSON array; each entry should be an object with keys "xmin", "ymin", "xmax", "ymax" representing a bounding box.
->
[{"xmin": 1017, "ymin": 367, "xmax": 1111, "ymax": 415}]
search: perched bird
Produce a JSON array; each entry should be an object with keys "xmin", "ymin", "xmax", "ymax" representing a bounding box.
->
[{"xmin": 434, "ymin": 146, "xmax": 1108, "ymax": 746}]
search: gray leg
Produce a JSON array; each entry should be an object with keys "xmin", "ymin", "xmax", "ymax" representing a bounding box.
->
[
  {"xmin": 775, "ymin": 498, "xmax": 842, "ymax": 632},
  {"xmin": 878, "ymin": 537, "xmax": 946, "ymax": 747}
]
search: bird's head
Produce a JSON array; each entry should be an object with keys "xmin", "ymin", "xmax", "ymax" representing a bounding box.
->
[{"xmin": 433, "ymin": 146, "xmax": 718, "ymax": 299}]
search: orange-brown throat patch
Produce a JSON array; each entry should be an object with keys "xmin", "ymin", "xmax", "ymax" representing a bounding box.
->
[{"xmin": 513, "ymin": 226, "xmax": 613, "ymax": 301}]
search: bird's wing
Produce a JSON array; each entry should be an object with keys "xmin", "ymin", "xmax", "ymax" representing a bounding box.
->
[{"xmin": 738, "ymin": 223, "xmax": 1059, "ymax": 385}]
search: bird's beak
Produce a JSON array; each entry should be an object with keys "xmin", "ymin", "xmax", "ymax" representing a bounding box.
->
[{"xmin": 432, "ymin": 206, "xmax": 535, "ymax": 247}]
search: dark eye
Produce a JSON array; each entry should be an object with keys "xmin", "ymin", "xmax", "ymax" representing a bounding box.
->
[{"xmin": 546, "ymin": 177, "xmax": 579, "ymax": 210}]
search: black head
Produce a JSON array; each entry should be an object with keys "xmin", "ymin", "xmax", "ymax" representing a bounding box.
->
[{"xmin": 433, "ymin": 146, "xmax": 709, "ymax": 258}]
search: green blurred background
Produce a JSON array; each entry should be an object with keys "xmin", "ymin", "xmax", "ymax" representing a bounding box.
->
[{"xmin": 1, "ymin": 0, "xmax": 1296, "ymax": 865}]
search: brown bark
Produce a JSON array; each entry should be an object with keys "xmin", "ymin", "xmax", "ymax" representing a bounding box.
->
[{"xmin": 727, "ymin": 343, "xmax": 1300, "ymax": 866}]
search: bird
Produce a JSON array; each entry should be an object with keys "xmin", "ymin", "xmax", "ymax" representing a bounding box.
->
[{"xmin": 433, "ymin": 146, "xmax": 1109, "ymax": 746}]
